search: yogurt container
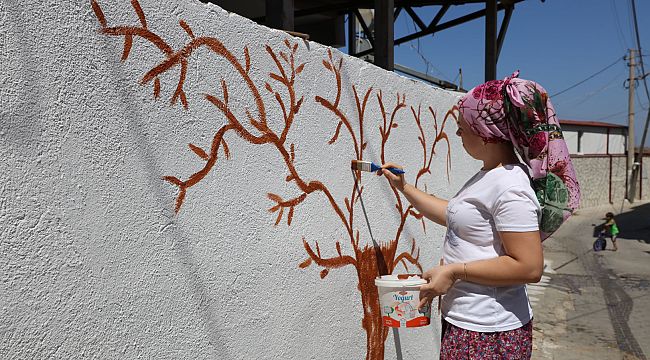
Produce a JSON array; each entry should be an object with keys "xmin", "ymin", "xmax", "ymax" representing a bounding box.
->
[{"xmin": 375, "ymin": 274, "xmax": 431, "ymax": 328}]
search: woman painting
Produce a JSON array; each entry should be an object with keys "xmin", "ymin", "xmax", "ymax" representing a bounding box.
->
[{"xmin": 379, "ymin": 71, "xmax": 580, "ymax": 359}]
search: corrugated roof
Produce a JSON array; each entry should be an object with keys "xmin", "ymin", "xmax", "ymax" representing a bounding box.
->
[{"xmin": 559, "ymin": 119, "xmax": 627, "ymax": 129}]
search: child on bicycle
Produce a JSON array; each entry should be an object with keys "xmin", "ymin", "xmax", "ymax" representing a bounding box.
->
[{"xmin": 604, "ymin": 212, "xmax": 619, "ymax": 251}]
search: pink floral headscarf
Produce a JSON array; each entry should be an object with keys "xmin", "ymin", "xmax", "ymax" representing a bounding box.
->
[{"xmin": 458, "ymin": 71, "xmax": 580, "ymax": 239}]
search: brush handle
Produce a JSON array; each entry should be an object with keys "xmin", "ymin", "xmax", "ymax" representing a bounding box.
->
[
  {"xmin": 368, "ymin": 162, "xmax": 405, "ymax": 174},
  {"xmin": 386, "ymin": 167, "xmax": 405, "ymax": 175}
]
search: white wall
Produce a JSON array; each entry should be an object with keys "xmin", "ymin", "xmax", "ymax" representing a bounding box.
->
[
  {"xmin": 563, "ymin": 129, "xmax": 579, "ymax": 154},
  {"xmin": 608, "ymin": 129, "xmax": 626, "ymax": 154},
  {"xmin": 562, "ymin": 126, "xmax": 626, "ymax": 155},
  {"xmin": 0, "ymin": 1, "xmax": 478, "ymax": 359},
  {"xmin": 571, "ymin": 154, "xmax": 650, "ymax": 207},
  {"xmin": 581, "ymin": 128, "xmax": 607, "ymax": 154}
]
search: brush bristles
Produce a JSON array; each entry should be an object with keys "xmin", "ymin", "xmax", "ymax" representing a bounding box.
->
[{"xmin": 351, "ymin": 160, "xmax": 372, "ymax": 172}]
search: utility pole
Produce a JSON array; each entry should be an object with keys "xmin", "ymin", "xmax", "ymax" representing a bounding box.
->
[{"xmin": 627, "ymin": 48, "xmax": 636, "ymax": 202}]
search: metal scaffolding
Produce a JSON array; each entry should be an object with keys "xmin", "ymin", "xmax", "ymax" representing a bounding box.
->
[{"xmin": 202, "ymin": 0, "xmax": 541, "ymax": 84}]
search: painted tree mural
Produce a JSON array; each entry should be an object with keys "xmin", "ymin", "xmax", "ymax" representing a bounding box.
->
[{"xmin": 90, "ymin": 1, "xmax": 455, "ymax": 358}]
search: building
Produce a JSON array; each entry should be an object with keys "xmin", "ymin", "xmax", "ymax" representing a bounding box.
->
[
  {"xmin": 560, "ymin": 119, "xmax": 648, "ymax": 208},
  {"xmin": 560, "ymin": 119, "xmax": 627, "ymax": 156}
]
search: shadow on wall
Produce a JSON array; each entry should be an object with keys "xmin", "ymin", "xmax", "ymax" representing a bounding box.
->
[{"xmin": 591, "ymin": 202, "xmax": 650, "ymax": 244}]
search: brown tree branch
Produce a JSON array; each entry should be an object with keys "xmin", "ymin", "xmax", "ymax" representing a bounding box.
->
[
  {"xmin": 428, "ymin": 106, "xmax": 455, "ymax": 182},
  {"xmin": 391, "ymin": 239, "xmax": 422, "ymax": 274},
  {"xmin": 324, "ymin": 49, "xmax": 342, "ymax": 108},
  {"xmin": 377, "ymin": 92, "xmax": 408, "ymax": 216},
  {"xmin": 317, "ymin": 50, "xmax": 346, "ymax": 148},
  {"xmin": 302, "ymin": 238, "xmax": 358, "ymax": 277},
  {"xmin": 374, "ymin": 92, "xmax": 415, "ymax": 266},
  {"xmin": 353, "ymin": 85, "xmax": 372, "ymax": 156},
  {"xmin": 267, "ymin": 192, "xmax": 307, "ymax": 226},
  {"xmin": 378, "ymin": 92, "xmax": 407, "ymax": 164},
  {"xmin": 411, "ymin": 105, "xmax": 430, "ymax": 188},
  {"xmin": 315, "ymin": 97, "xmax": 360, "ymax": 159},
  {"xmin": 265, "ymin": 43, "xmax": 305, "ymax": 145}
]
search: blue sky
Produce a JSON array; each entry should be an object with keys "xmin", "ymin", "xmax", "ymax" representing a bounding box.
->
[{"xmin": 356, "ymin": 0, "xmax": 650, "ymax": 145}]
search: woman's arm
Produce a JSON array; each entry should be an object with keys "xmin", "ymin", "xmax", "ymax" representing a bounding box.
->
[
  {"xmin": 457, "ymin": 230, "xmax": 543, "ymax": 285},
  {"xmin": 401, "ymin": 184, "xmax": 449, "ymax": 226},
  {"xmin": 379, "ymin": 163, "xmax": 449, "ymax": 226},
  {"xmin": 417, "ymin": 230, "xmax": 543, "ymax": 308}
]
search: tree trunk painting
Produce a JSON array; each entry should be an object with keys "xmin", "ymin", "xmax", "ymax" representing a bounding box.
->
[{"xmin": 90, "ymin": 1, "xmax": 456, "ymax": 358}]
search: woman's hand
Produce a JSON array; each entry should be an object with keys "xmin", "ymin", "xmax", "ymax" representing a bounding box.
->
[
  {"xmin": 418, "ymin": 264, "xmax": 459, "ymax": 310},
  {"xmin": 378, "ymin": 162, "xmax": 407, "ymax": 192}
]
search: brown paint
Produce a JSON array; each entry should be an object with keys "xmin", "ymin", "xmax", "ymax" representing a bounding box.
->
[
  {"xmin": 90, "ymin": 0, "xmax": 106, "ymax": 28},
  {"xmin": 122, "ymin": 34, "xmax": 133, "ymax": 61},
  {"xmin": 188, "ymin": 143, "xmax": 208, "ymax": 160},
  {"xmin": 179, "ymin": 20, "xmax": 194, "ymax": 39},
  {"xmin": 153, "ymin": 78, "xmax": 160, "ymax": 99},
  {"xmin": 92, "ymin": 3, "xmax": 455, "ymax": 358},
  {"xmin": 305, "ymin": 52, "xmax": 456, "ymax": 359},
  {"xmin": 130, "ymin": 0, "xmax": 147, "ymax": 28}
]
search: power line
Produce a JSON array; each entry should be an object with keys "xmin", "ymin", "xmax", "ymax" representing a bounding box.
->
[
  {"xmin": 595, "ymin": 102, "xmax": 650, "ymax": 121},
  {"xmin": 574, "ymin": 70, "xmax": 625, "ymax": 106},
  {"xmin": 610, "ymin": 0, "xmax": 630, "ymax": 51},
  {"xmin": 405, "ymin": 12, "xmax": 452, "ymax": 82},
  {"xmin": 596, "ymin": 108, "xmax": 630, "ymax": 121},
  {"xmin": 635, "ymin": 60, "xmax": 650, "ymax": 109},
  {"xmin": 555, "ymin": 69, "xmax": 624, "ymax": 107},
  {"xmin": 636, "ymin": 89, "xmax": 649, "ymax": 110},
  {"xmin": 626, "ymin": 0, "xmax": 638, "ymax": 50},
  {"xmin": 550, "ymin": 56, "xmax": 624, "ymax": 98}
]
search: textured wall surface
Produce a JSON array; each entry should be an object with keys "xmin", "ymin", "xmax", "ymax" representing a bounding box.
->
[
  {"xmin": 0, "ymin": 1, "xmax": 477, "ymax": 359},
  {"xmin": 572, "ymin": 157, "xmax": 626, "ymax": 209},
  {"xmin": 607, "ymin": 130, "xmax": 627, "ymax": 154},
  {"xmin": 632, "ymin": 156, "xmax": 650, "ymax": 202},
  {"xmin": 571, "ymin": 155, "xmax": 649, "ymax": 209},
  {"xmin": 642, "ymin": 157, "xmax": 649, "ymax": 197}
]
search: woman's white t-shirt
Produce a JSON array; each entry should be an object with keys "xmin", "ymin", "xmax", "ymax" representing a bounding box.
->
[{"xmin": 442, "ymin": 164, "xmax": 541, "ymax": 332}]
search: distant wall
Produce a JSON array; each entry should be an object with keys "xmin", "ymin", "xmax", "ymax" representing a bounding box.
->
[
  {"xmin": 0, "ymin": 1, "xmax": 477, "ymax": 359},
  {"xmin": 571, "ymin": 156, "xmax": 626, "ymax": 209},
  {"xmin": 562, "ymin": 125, "xmax": 626, "ymax": 155},
  {"xmin": 636, "ymin": 155, "xmax": 650, "ymax": 202},
  {"xmin": 571, "ymin": 155, "xmax": 650, "ymax": 210},
  {"xmin": 559, "ymin": 123, "xmax": 648, "ymax": 209}
]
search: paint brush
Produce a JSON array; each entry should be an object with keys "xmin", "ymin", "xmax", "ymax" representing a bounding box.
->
[{"xmin": 350, "ymin": 160, "xmax": 405, "ymax": 174}]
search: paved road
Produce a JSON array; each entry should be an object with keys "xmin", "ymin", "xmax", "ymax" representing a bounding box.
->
[{"xmin": 532, "ymin": 201, "xmax": 650, "ymax": 360}]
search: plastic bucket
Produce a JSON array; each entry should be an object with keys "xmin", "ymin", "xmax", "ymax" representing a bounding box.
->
[{"xmin": 375, "ymin": 274, "xmax": 430, "ymax": 328}]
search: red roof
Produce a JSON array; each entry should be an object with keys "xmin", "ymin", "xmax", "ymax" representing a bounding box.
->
[{"xmin": 559, "ymin": 119, "xmax": 627, "ymax": 129}]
